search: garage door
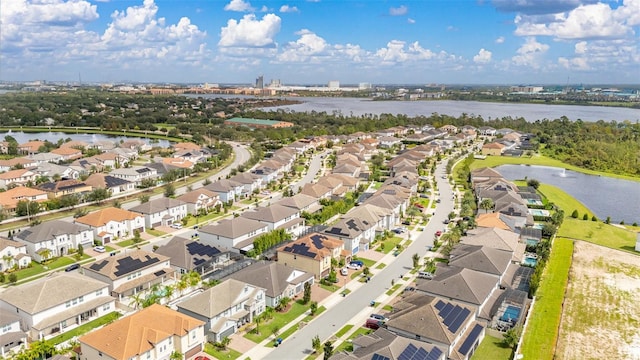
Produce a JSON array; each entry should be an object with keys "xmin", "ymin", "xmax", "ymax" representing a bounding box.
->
[
  {"xmin": 184, "ymin": 344, "xmax": 201, "ymax": 359},
  {"xmin": 219, "ymin": 325, "xmax": 235, "ymax": 340}
]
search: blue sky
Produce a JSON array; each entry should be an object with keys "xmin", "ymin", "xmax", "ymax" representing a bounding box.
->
[{"xmin": 1, "ymin": 0, "xmax": 639, "ymax": 85}]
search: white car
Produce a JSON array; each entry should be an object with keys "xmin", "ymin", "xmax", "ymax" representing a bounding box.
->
[
  {"xmin": 340, "ymin": 268, "xmax": 349, "ymax": 276},
  {"xmin": 170, "ymin": 223, "xmax": 183, "ymax": 229},
  {"xmin": 94, "ymin": 246, "xmax": 106, "ymax": 253},
  {"xmin": 347, "ymin": 263, "xmax": 361, "ymax": 270}
]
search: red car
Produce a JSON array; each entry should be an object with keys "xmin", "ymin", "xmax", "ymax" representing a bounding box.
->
[
  {"xmin": 435, "ymin": 230, "xmax": 442, "ymax": 236},
  {"xmin": 413, "ymin": 203, "xmax": 425, "ymax": 209},
  {"xmin": 195, "ymin": 356, "xmax": 212, "ymax": 360}
]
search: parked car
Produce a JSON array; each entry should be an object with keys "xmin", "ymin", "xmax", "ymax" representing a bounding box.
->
[
  {"xmin": 403, "ymin": 286, "xmax": 416, "ymax": 292},
  {"xmin": 370, "ymin": 313, "xmax": 387, "ymax": 322},
  {"xmin": 402, "ymin": 220, "xmax": 411, "ymax": 225},
  {"xmin": 365, "ymin": 318, "xmax": 382, "ymax": 330},
  {"xmin": 435, "ymin": 230, "xmax": 442, "ymax": 236},
  {"xmin": 65, "ymin": 263, "xmax": 80, "ymax": 272},
  {"xmin": 419, "ymin": 194, "xmax": 429, "ymax": 198},
  {"xmin": 347, "ymin": 263, "xmax": 361, "ymax": 270},
  {"xmin": 350, "ymin": 260, "xmax": 364, "ymax": 267},
  {"xmin": 413, "ymin": 203, "xmax": 425, "ymax": 209},
  {"xmin": 418, "ymin": 271, "xmax": 434, "ymax": 279},
  {"xmin": 94, "ymin": 246, "xmax": 106, "ymax": 253},
  {"xmin": 443, "ymin": 219, "xmax": 450, "ymax": 224},
  {"xmin": 170, "ymin": 223, "xmax": 183, "ymax": 229},
  {"xmin": 340, "ymin": 268, "xmax": 349, "ymax": 276},
  {"xmin": 435, "ymin": 199, "xmax": 441, "ymax": 203}
]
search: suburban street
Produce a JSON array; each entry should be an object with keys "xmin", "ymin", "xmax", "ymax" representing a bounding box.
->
[{"xmin": 261, "ymin": 160, "xmax": 456, "ymax": 359}]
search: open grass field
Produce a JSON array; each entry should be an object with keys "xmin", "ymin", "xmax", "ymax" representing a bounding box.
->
[
  {"xmin": 520, "ymin": 237, "xmax": 574, "ymax": 359},
  {"xmin": 536, "ymin": 184, "xmax": 594, "ymax": 218},
  {"xmin": 558, "ymin": 218, "xmax": 639, "ymax": 254},
  {"xmin": 555, "ymin": 241, "xmax": 640, "ymax": 359}
]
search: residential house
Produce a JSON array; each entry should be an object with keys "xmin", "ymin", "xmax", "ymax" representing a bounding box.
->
[
  {"xmin": 18, "ymin": 141, "xmax": 45, "ymax": 155},
  {"xmin": 332, "ymin": 163, "xmax": 362, "ymax": 178},
  {"xmin": 155, "ymin": 236, "xmax": 232, "ymax": 276},
  {"xmin": 462, "ymin": 227, "xmax": 526, "ymax": 263},
  {"xmin": 82, "ymin": 250, "xmax": 174, "ymax": 300},
  {"xmin": 79, "ymin": 304, "xmax": 205, "ymax": 360},
  {"xmin": 478, "ymin": 126, "xmax": 497, "ymax": 136},
  {"xmin": 59, "ymin": 140, "xmax": 89, "ymax": 150},
  {"xmin": 90, "ymin": 140, "xmax": 116, "ymax": 151},
  {"xmin": 519, "ymin": 227, "xmax": 543, "ymax": 247},
  {"xmin": 161, "ymin": 157, "xmax": 194, "ymax": 170},
  {"xmin": 300, "ymin": 183, "xmax": 332, "ymax": 200},
  {"xmin": 176, "ymin": 279, "xmax": 265, "ymax": 343},
  {"xmin": 0, "ymin": 238, "xmax": 31, "ymax": 271},
  {"xmin": 229, "ymin": 172, "xmax": 262, "ymax": 196},
  {"xmin": 29, "ymin": 162, "xmax": 80, "ymax": 180},
  {"xmin": 129, "ymin": 198, "xmax": 188, "ymax": 229},
  {"xmin": 0, "ymin": 272, "xmax": 115, "ymax": 341},
  {"xmin": 481, "ymin": 143, "xmax": 505, "ymax": 156},
  {"xmin": 0, "ymin": 158, "xmax": 38, "ymax": 172},
  {"xmin": 75, "ymin": 207, "xmax": 145, "ymax": 243},
  {"xmin": 107, "ymin": 147, "xmax": 139, "ymax": 163},
  {"xmin": 173, "ymin": 142, "xmax": 201, "ymax": 152},
  {"xmin": 415, "ymin": 264, "xmax": 500, "ymax": 316},
  {"xmin": 251, "ymin": 159, "xmax": 286, "ymax": 183},
  {"xmin": 448, "ymin": 245, "xmax": 513, "ymax": 283},
  {"xmin": 323, "ymin": 217, "xmax": 375, "ymax": 255},
  {"xmin": 227, "ymin": 260, "xmax": 314, "ymax": 308},
  {"xmin": 14, "ymin": 220, "xmax": 93, "ymax": 262},
  {"xmin": 439, "ymin": 124, "xmax": 458, "ymax": 134},
  {"xmin": 35, "ymin": 179, "xmax": 92, "ymax": 199},
  {"xmin": 330, "ymin": 328, "xmax": 445, "ymax": 360},
  {"xmin": 0, "ymin": 309, "xmax": 27, "ymax": 357},
  {"xmin": 84, "ymin": 173, "xmax": 135, "ymax": 195},
  {"xmin": 199, "ymin": 217, "xmax": 269, "ymax": 254},
  {"xmin": 276, "ymin": 232, "xmax": 345, "ymax": 279},
  {"xmin": 276, "ymin": 193, "xmax": 322, "ymax": 214},
  {"xmin": 240, "ymin": 204, "xmax": 305, "ymax": 237},
  {"xmin": 476, "ymin": 212, "xmax": 529, "ymax": 233},
  {"xmin": 27, "ymin": 152, "xmax": 65, "ymax": 165},
  {"xmin": 50, "ymin": 147, "xmax": 82, "ymax": 161},
  {"xmin": 470, "ymin": 167, "xmax": 504, "ymax": 188},
  {"xmin": 109, "ymin": 166, "xmax": 157, "ymax": 186},
  {"xmin": 119, "ymin": 139, "xmax": 151, "ymax": 152},
  {"xmin": 0, "ymin": 169, "xmax": 37, "ymax": 188},
  {"xmin": 0, "ymin": 187, "xmax": 48, "ymax": 214},
  {"xmin": 177, "ymin": 188, "xmax": 222, "ymax": 215},
  {"xmin": 205, "ymin": 179, "xmax": 243, "ymax": 203},
  {"xmin": 384, "ymin": 293, "xmax": 484, "ymax": 360}
]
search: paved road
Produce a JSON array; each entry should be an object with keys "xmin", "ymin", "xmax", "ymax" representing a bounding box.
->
[
  {"xmin": 265, "ymin": 160, "xmax": 456, "ymax": 359},
  {"xmin": 267, "ymin": 150, "xmax": 328, "ymax": 204}
]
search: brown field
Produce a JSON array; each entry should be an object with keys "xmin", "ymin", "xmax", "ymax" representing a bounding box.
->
[{"xmin": 556, "ymin": 241, "xmax": 640, "ymax": 360}]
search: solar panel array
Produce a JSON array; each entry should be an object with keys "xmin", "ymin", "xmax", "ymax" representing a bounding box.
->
[
  {"xmin": 286, "ymin": 243, "xmax": 317, "ymax": 258},
  {"xmin": 435, "ymin": 300, "xmax": 471, "ymax": 333},
  {"xmin": 186, "ymin": 241, "xmax": 221, "ymax": 257},
  {"xmin": 113, "ymin": 255, "xmax": 160, "ymax": 277},
  {"xmin": 458, "ymin": 323, "xmax": 483, "ymax": 355},
  {"xmin": 397, "ymin": 344, "xmax": 442, "ymax": 360},
  {"xmin": 371, "ymin": 353, "xmax": 390, "ymax": 360}
]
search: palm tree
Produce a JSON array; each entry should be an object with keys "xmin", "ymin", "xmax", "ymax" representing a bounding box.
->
[
  {"xmin": 2, "ymin": 254, "xmax": 15, "ymax": 269},
  {"xmin": 175, "ymin": 279, "xmax": 188, "ymax": 296},
  {"xmin": 129, "ymin": 292, "xmax": 144, "ymax": 310},
  {"xmin": 277, "ymin": 297, "xmax": 291, "ymax": 312},
  {"xmin": 163, "ymin": 285, "xmax": 174, "ymax": 302},
  {"xmin": 169, "ymin": 351, "xmax": 183, "ymax": 360},
  {"xmin": 479, "ymin": 198, "xmax": 494, "ymax": 214},
  {"xmin": 412, "ymin": 253, "xmax": 420, "ymax": 269},
  {"xmin": 38, "ymin": 248, "xmax": 52, "ymax": 263}
]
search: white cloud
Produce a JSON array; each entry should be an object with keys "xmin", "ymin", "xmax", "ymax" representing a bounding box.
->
[
  {"xmin": 219, "ymin": 14, "xmax": 281, "ymax": 47},
  {"xmin": 473, "ymin": 48, "xmax": 492, "ymax": 63},
  {"xmin": 512, "ymin": 37, "xmax": 549, "ymax": 68},
  {"xmin": 389, "ymin": 5, "xmax": 408, "ymax": 16},
  {"xmin": 276, "ymin": 29, "xmax": 368, "ymax": 64},
  {"xmin": 514, "ymin": 2, "xmax": 633, "ymax": 39},
  {"xmin": 495, "ymin": 36, "xmax": 505, "ymax": 43},
  {"xmin": 280, "ymin": 5, "xmax": 299, "ymax": 13},
  {"xmin": 374, "ymin": 40, "xmax": 453, "ymax": 66},
  {"xmin": 407, "ymin": 18, "xmax": 415, "ymax": 24},
  {"xmin": 575, "ymin": 41, "xmax": 587, "ymax": 54},
  {"xmin": 110, "ymin": 0, "xmax": 157, "ymax": 31},
  {"xmin": 224, "ymin": 0, "xmax": 254, "ymax": 12}
]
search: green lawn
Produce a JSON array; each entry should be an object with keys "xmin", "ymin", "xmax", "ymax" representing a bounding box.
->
[
  {"xmin": 376, "ymin": 236, "xmax": 403, "ymax": 254},
  {"xmin": 8, "ymin": 257, "xmax": 75, "ymax": 281},
  {"xmin": 471, "ymin": 335, "xmax": 513, "ymax": 360},
  {"xmin": 205, "ymin": 342, "xmax": 242, "ymax": 360},
  {"xmin": 520, "ymin": 238, "xmax": 574, "ymax": 360},
  {"xmin": 244, "ymin": 302, "xmax": 309, "ymax": 343},
  {"xmin": 375, "ymin": 263, "xmax": 386, "ymax": 269},
  {"xmin": 536, "ymin": 184, "xmax": 593, "ymax": 218},
  {"xmin": 558, "ymin": 218, "xmax": 638, "ymax": 254},
  {"xmin": 146, "ymin": 228, "xmax": 166, "ymax": 237},
  {"xmin": 49, "ymin": 312, "xmax": 121, "ymax": 345},
  {"xmin": 386, "ymin": 284, "xmax": 401, "ymax": 296},
  {"xmin": 334, "ymin": 327, "xmax": 373, "ymax": 353},
  {"xmin": 335, "ymin": 325, "xmax": 354, "ymax": 338}
]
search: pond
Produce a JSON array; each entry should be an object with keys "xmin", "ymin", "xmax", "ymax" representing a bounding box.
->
[
  {"xmin": 495, "ymin": 165, "xmax": 640, "ymax": 224},
  {"xmin": 0, "ymin": 131, "xmax": 173, "ymax": 148}
]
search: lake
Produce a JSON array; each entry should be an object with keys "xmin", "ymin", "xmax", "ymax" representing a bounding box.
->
[
  {"xmin": 495, "ymin": 164, "xmax": 640, "ymax": 224},
  {"xmin": 0, "ymin": 131, "xmax": 173, "ymax": 148}
]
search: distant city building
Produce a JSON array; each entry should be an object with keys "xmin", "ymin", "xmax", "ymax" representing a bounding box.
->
[
  {"xmin": 510, "ymin": 85, "xmax": 543, "ymax": 94},
  {"xmin": 269, "ymin": 79, "xmax": 282, "ymax": 88},
  {"xmin": 359, "ymin": 82, "xmax": 372, "ymax": 90},
  {"xmin": 328, "ymin": 80, "xmax": 340, "ymax": 89},
  {"xmin": 224, "ymin": 117, "xmax": 294, "ymax": 129},
  {"xmin": 255, "ymin": 75, "xmax": 264, "ymax": 89}
]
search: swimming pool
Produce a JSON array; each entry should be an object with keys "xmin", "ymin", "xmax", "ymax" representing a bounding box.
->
[
  {"xmin": 522, "ymin": 255, "xmax": 538, "ymax": 267},
  {"xmin": 528, "ymin": 209, "xmax": 550, "ymax": 217},
  {"xmin": 500, "ymin": 305, "xmax": 521, "ymax": 323}
]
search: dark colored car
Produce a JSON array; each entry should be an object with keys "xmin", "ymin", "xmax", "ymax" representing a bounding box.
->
[
  {"xmin": 365, "ymin": 318, "xmax": 382, "ymax": 330},
  {"xmin": 435, "ymin": 230, "xmax": 442, "ymax": 236},
  {"xmin": 350, "ymin": 260, "xmax": 364, "ymax": 267},
  {"xmin": 65, "ymin": 263, "xmax": 80, "ymax": 272}
]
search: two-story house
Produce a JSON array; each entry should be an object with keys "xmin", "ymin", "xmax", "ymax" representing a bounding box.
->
[
  {"xmin": 155, "ymin": 236, "xmax": 232, "ymax": 276},
  {"xmin": 0, "ymin": 238, "xmax": 31, "ymax": 272},
  {"xmin": 14, "ymin": 220, "xmax": 93, "ymax": 262},
  {"xmin": 176, "ymin": 279, "xmax": 265, "ymax": 343},
  {"xmin": 240, "ymin": 204, "xmax": 305, "ymax": 238},
  {"xmin": 276, "ymin": 233, "xmax": 345, "ymax": 279},
  {"xmin": 81, "ymin": 250, "xmax": 174, "ymax": 301},
  {"xmin": 83, "ymin": 173, "xmax": 136, "ymax": 196},
  {"xmin": 199, "ymin": 217, "xmax": 269, "ymax": 254},
  {"xmin": 0, "ymin": 272, "xmax": 115, "ymax": 341},
  {"xmin": 205, "ymin": 179, "xmax": 243, "ymax": 203},
  {"xmin": 0, "ymin": 187, "xmax": 48, "ymax": 214},
  {"xmin": 75, "ymin": 207, "xmax": 145, "ymax": 243},
  {"xmin": 176, "ymin": 188, "xmax": 222, "ymax": 215},
  {"xmin": 109, "ymin": 166, "xmax": 157, "ymax": 186},
  {"xmin": 35, "ymin": 179, "xmax": 92, "ymax": 199},
  {"xmin": 129, "ymin": 198, "xmax": 188, "ymax": 229},
  {"xmin": 0, "ymin": 169, "xmax": 37, "ymax": 189},
  {"xmin": 0, "ymin": 308, "xmax": 27, "ymax": 357},
  {"xmin": 79, "ymin": 304, "xmax": 205, "ymax": 360}
]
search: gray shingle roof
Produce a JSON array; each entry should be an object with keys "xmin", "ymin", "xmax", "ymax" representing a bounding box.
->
[
  {"xmin": 240, "ymin": 204, "xmax": 298, "ymax": 223},
  {"xmin": 226, "ymin": 260, "xmax": 313, "ymax": 298},
  {"xmin": 129, "ymin": 198, "xmax": 186, "ymax": 214},
  {"xmin": 176, "ymin": 279, "xmax": 263, "ymax": 318},
  {"xmin": 16, "ymin": 220, "xmax": 90, "ymax": 244},
  {"xmin": 416, "ymin": 264, "xmax": 499, "ymax": 306},
  {"xmin": 200, "ymin": 217, "xmax": 266, "ymax": 238}
]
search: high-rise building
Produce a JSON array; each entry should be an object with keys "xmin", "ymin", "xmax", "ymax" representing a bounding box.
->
[
  {"xmin": 256, "ymin": 75, "xmax": 264, "ymax": 89},
  {"xmin": 328, "ymin": 80, "xmax": 340, "ymax": 89}
]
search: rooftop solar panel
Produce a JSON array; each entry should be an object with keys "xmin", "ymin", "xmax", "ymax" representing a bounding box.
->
[
  {"xmin": 448, "ymin": 308, "xmax": 471, "ymax": 333},
  {"xmin": 425, "ymin": 347, "xmax": 443, "ymax": 360},
  {"xmin": 413, "ymin": 348, "xmax": 429, "ymax": 360},
  {"xmin": 434, "ymin": 300, "xmax": 446, "ymax": 311},
  {"xmin": 440, "ymin": 303, "xmax": 455, "ymax": 320},
  {"xmin": 458, "ymin": 324, "xmax": 484, "ymax": 355},
  {"xmin": 442, "ymin": 305, "xmax": 460, "ymax": 326},
  {"xmin": 398, "ymin": 343, "xmax": 418, "ymax": 360},
  {"xmin": 371, "ymin": 354, "xmax": 390, "ymax": 360}
]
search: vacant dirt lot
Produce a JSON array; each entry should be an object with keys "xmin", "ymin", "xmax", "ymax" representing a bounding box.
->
[{"xmin": 556, "ymin": 241, "xmax": 640, "ymax": 360}]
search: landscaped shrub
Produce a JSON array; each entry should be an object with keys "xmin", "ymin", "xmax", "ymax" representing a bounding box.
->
[
  {"xmin": 582, "ymin": 213, "xmax": 588, "ymax": 220},
  {"xmin": 605, "ymin": 216, "xmax": 611, "ymax": 224},
  {"xmin": 571, "ymin": 210, "xmax": 579, "ymax": 218},
  {"xmin": 592, "ymin": 216, "xmax": 598, "ymax": 221}
]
